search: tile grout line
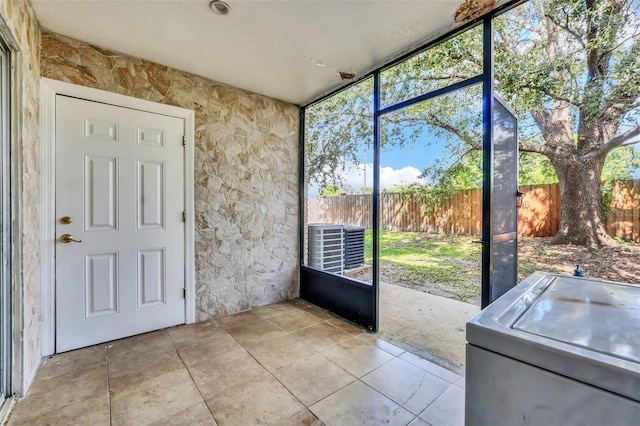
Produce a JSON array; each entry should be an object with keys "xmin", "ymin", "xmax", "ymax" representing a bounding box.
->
[
  {"xmin": 165, "ymin": 329, "xmax": 221, "ymax": 426},
  {"xmin": 230, "ymin": 318, "xmax": 326, "ymax": 423},
  {"xmin": 416, "ymin": 382, "xmax": 459, "ymax": 422},
  {"xmin": 306, "ymin": 373, "xmax": 424, "ymax": 426},
  {"xmin": 306, "ymin": 348, "xmax": 401, "ymax": 410},
  {"xmin": 180, "ymin": 305, "xmax": 403, "ymax": 424},
  {"xmin": 199, "ymin": 316, "xmax": 331, "ymax": 423},
  {"xmin": 368, "ymin": 354, "xmax": 455, "ymax": 419},
  {"xmin": 308, "ymin": 349, "xmax": 443, "ymax": 424},
  {"xmin": 263, "ymin": 312, "xmax": 333, "ymax": 335},
  {"xmin": 239, "ymin": 342, "xmax": 312, "ymax": 422},
  {"xmin": 266, "ymin": 332, "xmax": 390, "ymax": 420},
  {"xmin": 345, "ymin": 379, "xmax": 419, "ymax": 426},
  {"xmin": 228, "ymin": 310, "xmax": 364, "ymax": 423}
]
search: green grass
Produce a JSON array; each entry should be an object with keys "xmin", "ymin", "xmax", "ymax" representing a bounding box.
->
[
  {"xmin": 354, "ymin": 230, "xmax": 639, "ymax": 304},
  {"xmin": 362, "ymin": 230, "xmax": 482, "ymax": 303},
  {"xmin": 517, "ymin": 255, "xmax": 562, "ymax": 281},
  {"xmin": 364, "ymin": 230, "xmax": 480, "ymax": 264},
  {"xmin": 364, "ymin": 230, "xmax": 481, "ymax": 266},
  {"xmin": 516, "ymin": 260, "xmax": 538, "ymax": 278}
]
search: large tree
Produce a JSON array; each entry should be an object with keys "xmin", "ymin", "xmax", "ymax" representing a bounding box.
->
[
  {"xmin": 305, "ymin": 0, "xmax": 640, "ymax": 247},
  {"xmin": 497, "ymin": 0, "xmax": 640, "ymax": 247}
]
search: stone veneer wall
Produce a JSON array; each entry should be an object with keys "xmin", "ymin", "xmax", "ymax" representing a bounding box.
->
[
  {"xmin": 0, "ymin": 0, "xmax": 42, "ymax": 392},
  {"xmin": 41, "ymin": 33, "xmax": 300, "ymax": 320}
]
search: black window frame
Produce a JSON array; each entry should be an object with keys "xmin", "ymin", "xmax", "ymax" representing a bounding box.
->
[{"xmin": 299, "ymin": 0, "xmax": 526, "ymax": 330}]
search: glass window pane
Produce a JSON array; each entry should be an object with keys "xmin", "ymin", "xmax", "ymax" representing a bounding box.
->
[
  {"xmin": 490, "ymin": 98, "xmax": 519, "ymax": 302},
  {"xmin": 378, "ymin": 83, "xmax": 483, "ymax": 304},
  {"xmin": 492, "ymin": 99, "xmax": 518, "ymax": 236},
  {"xmin": 377, "ymin": 83, "xmax": 483, "ymax": 361},
  {"xmin": 380, "ymin": 24, "xmax": 483, "ymax": 108},
  {"xmin": 304, "ymin": 77, "xmax": 373, "ymax": 284}
]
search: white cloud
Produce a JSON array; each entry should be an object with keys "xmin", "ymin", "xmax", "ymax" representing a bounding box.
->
[
  {"xmin": 379, "ymin": 164, "xmax": 424, "ymax": 190},
  {"xmin": 307, "ymin": 162, "xmax": 425, "ymax": 197}
]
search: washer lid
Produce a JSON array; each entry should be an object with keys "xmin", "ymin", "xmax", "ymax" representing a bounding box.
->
[
  {"xmin": 466, "ymin": 272, "xmax": 640, "ymax": 402},
  {"xmin": 513, "ymin": 276, "xmax": 640, "ymax": 363}
]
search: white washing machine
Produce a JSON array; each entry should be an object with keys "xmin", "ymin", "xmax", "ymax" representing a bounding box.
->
[{"xmin": 466, "ymin": 272, "xmax": 640, "ymax": 425}]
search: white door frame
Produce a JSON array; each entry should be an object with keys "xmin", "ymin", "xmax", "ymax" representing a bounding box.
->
[
  {"xmin": 40, "ymin": 78, "xmax": 196, "ymax": 356},
  {"xmin": 0, "ymin": 29, "xmax": 12, "ymax": 405}
]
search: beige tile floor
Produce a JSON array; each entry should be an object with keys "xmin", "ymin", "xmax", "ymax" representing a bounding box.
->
[{"xmin": 6, "ymin": 299, "xmax": 465, "ymax": 426}]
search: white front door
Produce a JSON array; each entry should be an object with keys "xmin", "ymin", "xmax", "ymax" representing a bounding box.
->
[{"xmin": 55, "ymin": 95, "xmax": 186, "ymax": 352}]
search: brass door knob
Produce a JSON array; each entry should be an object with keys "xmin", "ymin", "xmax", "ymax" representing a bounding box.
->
[{"xmin": 60, "ymin": 234, "xmax": 82, "ymax": 243}]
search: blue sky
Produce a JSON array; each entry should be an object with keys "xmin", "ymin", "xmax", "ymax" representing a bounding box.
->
[
  {"xmin": 317, "ymin": 129, "xmax": 453, "ymax": 196},
  {"xmin": 380, "ymin": 136, "xmax": 449, "ymax": 172},
  {"xmin": 307, "ymin": 122, "xmax": 640, "ymax": 198}
]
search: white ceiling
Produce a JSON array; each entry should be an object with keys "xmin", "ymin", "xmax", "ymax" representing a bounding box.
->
[{"xmin": 32, "ymin": 0, "xmax": 465, "ymax": 105}]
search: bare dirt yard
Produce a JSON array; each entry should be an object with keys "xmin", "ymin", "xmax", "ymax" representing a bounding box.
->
[
  {"xmin": 347, "ymin": 232, "xmax": 640, "ymax": 306},
  {"xmin": 518, "ymin": 236, "xmax": 640, "ymax": 285}
]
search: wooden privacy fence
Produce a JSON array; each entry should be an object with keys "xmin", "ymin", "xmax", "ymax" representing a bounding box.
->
[{"xmin": 307, "ymin": 179, "xmax": 640, "ymax": 242}]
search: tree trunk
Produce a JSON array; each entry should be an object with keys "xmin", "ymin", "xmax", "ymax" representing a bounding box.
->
[{"xmin": 551, "ymin": 154, "xmax": 615, "ymax": 248}]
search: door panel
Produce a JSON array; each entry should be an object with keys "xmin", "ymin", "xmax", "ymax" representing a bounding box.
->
[
  {"xmin": 84, "ymin": 117, "xmax": 118, "ymax": 143},
  {"xmin": 55, "ymin": 95, "xmax": 185, "ymax": 352},
  {"xmin": 488, "ymin": 97, "xmax": 518, "ymax": 304},
  {"xmin": 84, "ymin": 252, "xmax": 118, "ymax": 318},
  {"xmin": 84, "ymin": 155, "xmax": 118, "ymax": 231},
  {"xmin": 137, "ymin": 248, "xmax": 166, "ymax": 308},
  {"xmin": 137, "ymin": 160, "xmax": 165, "ymax": 229}
]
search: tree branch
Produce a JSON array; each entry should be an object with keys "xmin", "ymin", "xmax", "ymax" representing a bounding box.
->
[
  {"xmin": 425, "ymin": 113, "xmax": 478, "ymax": 148},
  {"xmin": 520, "ymin": 143, "xmax": 553, "ymax": 156},
  {"xmin": 592, "ymin": 124, "xmax": 640, "ymax": 157},
  {"xmin": 599, "ymin": 31, "xmax": 640, "ymax": 60},
  {"xmin": 440, "ymin": 145, "xmax": 480, "ymax": 171},
  {"xmin": 585, "ymin": 3, "xmax": 601, "ymax": 79},
  {"xmin": 522, "ymin": 80, "xmax": 578, "ymax": 108},
  {"xmin": 544, "ymin": 12, "xmax": 585, "ymax": 48},
  {"xmin": 601, "ymin": 39, "xmax": 640, "ymax": 120}
]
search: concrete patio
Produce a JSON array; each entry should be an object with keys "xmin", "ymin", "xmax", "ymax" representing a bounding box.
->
[{"xmin": 380, "ymin": 283, "xmax": 480, "ymax": 373}]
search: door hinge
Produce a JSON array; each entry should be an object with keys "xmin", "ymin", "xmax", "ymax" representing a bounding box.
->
[
  {"xmin": 182, "ymin": 211, "xmax": 186, "ymax": 222},
  {"xmin": 183, "ymin": 288, "xmax": 186, "ymax": 299},
  {"xmin": 182, "ymin": 135, "xmax": 186, "ymax": 147}
]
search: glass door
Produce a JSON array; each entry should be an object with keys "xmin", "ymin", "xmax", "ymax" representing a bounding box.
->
[{"xmin": 484, "ymin": 96, "xmax": 519, "ymax": 305}]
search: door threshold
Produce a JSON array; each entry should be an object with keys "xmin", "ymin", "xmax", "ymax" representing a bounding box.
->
[{"xmin": 0, "ymin": 395, "xmax": 16, "ymax": 426}]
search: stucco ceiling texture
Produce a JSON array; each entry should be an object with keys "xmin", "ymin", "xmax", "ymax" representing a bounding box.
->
[{"xmin": 32, "ymin": 0, "xmax": 463, "ymax": 105}]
